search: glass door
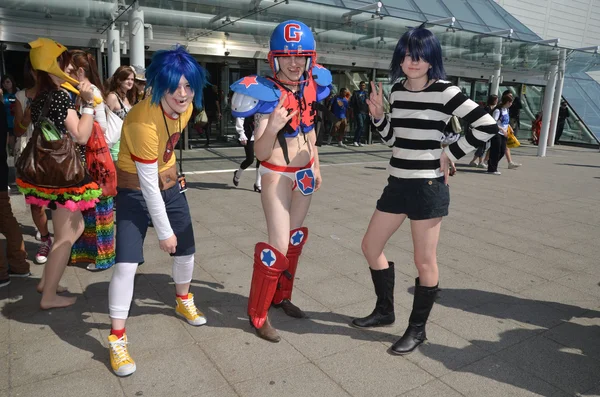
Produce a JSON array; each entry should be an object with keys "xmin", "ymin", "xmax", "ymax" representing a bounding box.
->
[
  {"xmin": 457, "ymin": 78, "xmax": 472, "ymax": 99},
  {"xmin": 473, "ymin": 81, "xmax": 490, "ymax": 106}
]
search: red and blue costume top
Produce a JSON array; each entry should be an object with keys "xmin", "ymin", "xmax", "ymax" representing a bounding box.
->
[{"xmin": 229, "ymin": 65, "xmax": 332, "ymax": 138}]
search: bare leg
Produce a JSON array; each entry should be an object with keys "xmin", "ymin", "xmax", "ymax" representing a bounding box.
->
[
  {"xmin": 112, "ymin": 318, "xmax": 126, "ymax": 331},
  {"xmin": 505, "ymin": 147, "xmax": 513, "ymax": 164},
  {"xmin": 175, "ymin": 282, "xmax": 190, "ymax": 296},
  {"xmin": 361, "ymin": 210, "xmax": 407, "ymax": 270},
  {"xmin": 31, "ymin": 205, "xmax": 49, "ymax": 235},
  {"xmin": 261, "ymin": 173, "xmax": 294, "ymax": 255},
  {"xmin": 409, "ymin": 218, "xmax": 442, "ymax": 287},
  {"xmin": 39, "ymin": 207, "xmax": 84, "ymax": 309},
  {"xmin": 289, "ymin": 190, "xmax": 312, "ymax": 230}
]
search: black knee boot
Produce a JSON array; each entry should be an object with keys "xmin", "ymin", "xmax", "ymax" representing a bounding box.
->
[
  {"xmin": 351, "ymin": 262, "xmax": 395, "ymax": 328},
  {"xmin": 390, "ymin": 277, "xmax": 439, "ymax": 355}
]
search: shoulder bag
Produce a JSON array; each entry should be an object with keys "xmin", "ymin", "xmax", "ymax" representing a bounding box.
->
[{"xmin": 15, "ymin": 92, "xmax": 86, "ymax": 188}]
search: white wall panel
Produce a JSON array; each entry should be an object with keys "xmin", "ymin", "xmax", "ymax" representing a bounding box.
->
[
  {"xmin": 495, "ymin": 0, "xmax": 600, "ymax": 82},
  {"xmin": 495, "ymin": 0, "xmax": 599, "ymax": 48}
]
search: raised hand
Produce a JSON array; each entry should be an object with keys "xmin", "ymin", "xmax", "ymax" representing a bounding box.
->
[
  {"xmin": 266, "ymin": 93, "xmax": 298, "ymax": 135},
  {"xmin": 366, "ymin": 81, "xmax": 384, "ymax": 120},
  {"xmin": 78, "ymin": 80, "xmax": 94, "ymax": 103}
]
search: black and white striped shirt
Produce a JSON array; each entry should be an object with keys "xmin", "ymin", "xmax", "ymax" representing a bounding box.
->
[{"xmin": 373, "ymin": 80, "xmax": 498, "ymax": 179}]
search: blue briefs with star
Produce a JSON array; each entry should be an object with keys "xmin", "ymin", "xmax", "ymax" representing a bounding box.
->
[{"xmin": 258, "ymin": 158, "xmax": 315, "ymax": 195}]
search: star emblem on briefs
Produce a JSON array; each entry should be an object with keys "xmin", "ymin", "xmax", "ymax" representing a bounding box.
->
[{"xmin": 299, "ymin": 173, "xmax": 314, "ymax": 192}]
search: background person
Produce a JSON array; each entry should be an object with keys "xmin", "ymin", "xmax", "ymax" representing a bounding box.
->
[
  {"xmin": 487, "ymin": 94, "xmax": 512, "ymax": 175},
  {"xmin": 328, "ymin": 87, "xmax": 349, "ymax": 147},
  {"xmin": 232, "ymin": 116, "xmax": 261, "ymax": 192},
  {"xmin": 0, "ymin": 92, "xmax": 30, "ymax": 288},
  {"xmin": 554, "ymin": 100, "xmax": 569, "ymax": 144},
  {"xmin": 0, "ymin": 75, "xmax": 18, "ymax": 155},
  {"xmin": 350, "ymin": 81, "xmax": 369, "ymax": 146},
  {"xmin": 68, "ymin": 50, "xmax": 115, "ymax": 272}
]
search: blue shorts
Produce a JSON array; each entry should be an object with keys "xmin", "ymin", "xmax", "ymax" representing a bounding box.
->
[{"xmin": 115, "ymin": 185, "xmax": 195, "ymax": 263}]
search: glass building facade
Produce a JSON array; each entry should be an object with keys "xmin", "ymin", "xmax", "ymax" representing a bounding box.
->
[{"xmin": 1, "ymin": 0, "xmax": 599, "ymax": 144}]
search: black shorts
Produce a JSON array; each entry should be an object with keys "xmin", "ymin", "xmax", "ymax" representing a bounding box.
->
[
  {"xmin": 115, "ymin": 184, "xmax": 195, "ymax": 263},
  {"xmin": 376, "ymin": 176, "xmax": 450, "ymax": 220}
]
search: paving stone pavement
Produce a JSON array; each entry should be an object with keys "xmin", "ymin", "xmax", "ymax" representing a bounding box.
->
[{"xmin": 1, "ymin": 143, "xmax": 600, "ymax": 397}]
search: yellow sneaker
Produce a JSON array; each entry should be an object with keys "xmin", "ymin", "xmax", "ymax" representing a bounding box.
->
[
  {"xmin": 108, "ymin": 334, "xmax": 136, "ymax": 377},
  {"xmin": 175, "ymin": 293, "xmax": 207, "ymax": 326}
]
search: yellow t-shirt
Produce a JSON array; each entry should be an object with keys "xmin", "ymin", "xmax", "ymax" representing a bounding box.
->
[{"xmin": 118, "ymin": 97, "xmax": 192, "ymax": 175}]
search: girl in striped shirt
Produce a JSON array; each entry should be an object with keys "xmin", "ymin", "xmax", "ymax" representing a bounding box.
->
[{"xmin": 351, "ymin": 25, "xmax": 498, "ymax": 355}]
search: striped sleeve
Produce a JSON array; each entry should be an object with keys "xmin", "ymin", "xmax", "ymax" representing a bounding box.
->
[
  {"xmin": 440, "ymin": 85, "xmax": 499, "ymax": 162},
  {"xmin": 371, "ymin": 113, "xmax": 395, "ymax": 146}
]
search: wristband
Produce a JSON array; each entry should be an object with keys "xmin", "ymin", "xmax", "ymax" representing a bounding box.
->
[
  {"xmin": 82, "ymin": 107, "xmax": 94, "ymax": 115},
  {"xmin": 18, "ymin": 122, "xmax": 29, "ymax": 130}
]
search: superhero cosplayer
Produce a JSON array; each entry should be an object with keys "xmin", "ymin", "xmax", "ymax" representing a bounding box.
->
[{"xmin": 230, "ymin": 20, "xmax": 332, "ymax": 342}]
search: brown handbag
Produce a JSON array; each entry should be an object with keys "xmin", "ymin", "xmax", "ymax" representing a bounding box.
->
[{"xmin": 15, "ymin": 92, "xmax": 86, "ymax": 188}]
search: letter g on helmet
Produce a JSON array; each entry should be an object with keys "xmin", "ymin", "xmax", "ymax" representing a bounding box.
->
[{"xmin": 268, "ymin": 20, "xmax": 317, "ymax": 73}]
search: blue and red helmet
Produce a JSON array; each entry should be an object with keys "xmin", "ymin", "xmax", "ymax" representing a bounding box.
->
[{"xmin": 268, "ymin": 20, "xmax": 317, "ymax": 74}]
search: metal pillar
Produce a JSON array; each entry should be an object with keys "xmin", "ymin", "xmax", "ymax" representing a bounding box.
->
[
  {"xmin": 548, "ymin": 49, "xmax": 566, "ymax": 147},
  {"xmin": 369, "ymin": 67, "xmax": 377, "ymax": 144},
  {"xmin": 107, "ymin": 24, "xmax": 120, "ymax": 76},
  {"xmin": 220, "ymin": 65, "xmax": 230, "ymax": 139},
  {"xmin": 129, "ymin": 3, "xmax": 145, "ymax": 69},
  {"xmin": 537, "ymin": 55, "xmax": 559, "ymax": 157},
  {"xmin": 96, "ymin": 47, "xmax": 104, "ymax": 82},
  {"xmin": 489, "ymin": 37, "xmax": 503, "ymax": 96},
  {"xmin": 490, "ymin": 55, "xmax": 502, "ymax": 96}
]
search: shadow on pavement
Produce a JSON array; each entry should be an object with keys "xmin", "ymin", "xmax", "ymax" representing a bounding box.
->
[
  {"xmin": 185, "ymin": 181, "xmax": 236, "ymax": 191},
  {"xmin": 4, "ymin": 273, "xmax": 599, "ymax": 395},
  {"xmin": 558, "ymin": 163, "xmax": 600, "ymax": 169},
  {"xmin": 420, "ymin": 287, "xmax": 600, "ymax": 396}
]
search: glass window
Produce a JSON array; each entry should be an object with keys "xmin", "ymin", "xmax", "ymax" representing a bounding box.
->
[
  {"xmin": 385, "ymin": 6, "xmax": 425, "ymax": 21},
  {"xmin": 458, "ymin": 21, "xmax": 491, "ymax": 33},
  {"xmin": 488, "ymin": 1, "xmax": 539, "ymax": 37},
  {"xmin": 441, "ymin": 0, "xmax": 482, "ymax": 24},
  {"xmin": 468, "ymin": 0, "xmax": 510, "ymax": 30},
  {"xmin": 414, "ymin": 0, "xmax": 449, "ymax": 18},
  {"xmin": 380, "ymin": 0, "xmax": 419, "ymax": 12}
]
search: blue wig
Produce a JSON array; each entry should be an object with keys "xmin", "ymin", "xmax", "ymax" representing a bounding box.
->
[
  {"xmin": 146, "ymin": 45, "xmax": 208, "ymax": 109},
  {"xmin": 390, "ymin": 25, "xmax": 446, "ymax": 83}
]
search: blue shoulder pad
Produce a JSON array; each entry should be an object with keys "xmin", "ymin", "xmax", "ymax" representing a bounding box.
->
[
  {"xmin": 230, "ymin": 75, "xmax": 280, "ymax": 102},
  {"xmin": 311, "ymin": 64, "xmax": 332, "ymax": 87},
  {"xmin": 316, "ymin": 85, "xmax": 331, "ymax": 102}
]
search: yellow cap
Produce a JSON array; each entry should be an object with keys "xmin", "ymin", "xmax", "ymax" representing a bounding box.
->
[{"xmin": 28, "ymin": 38, "xmax": 79, "ymax": 86}]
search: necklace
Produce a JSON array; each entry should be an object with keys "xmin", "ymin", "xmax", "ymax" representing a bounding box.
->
[{"xmin": 161, "ymin": 104, "xmax": 182, "ymax": 157}]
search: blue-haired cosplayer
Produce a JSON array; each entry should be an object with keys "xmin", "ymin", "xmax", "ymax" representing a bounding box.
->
[
  {"xmin": 106, "ymin": 46, "xmax": 208, "ymax": 377},
  {"xmin": 351, "ymin": 26, "xmax": 498, "ymax": 356},
  {"xmin": 230, "ymin": 20, "xmax": 333, "ymax": 342}
]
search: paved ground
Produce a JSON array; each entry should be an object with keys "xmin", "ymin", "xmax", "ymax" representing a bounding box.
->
[{"xmin": 1, "ymin": 142, "xmax": 600, "ymax": 397}]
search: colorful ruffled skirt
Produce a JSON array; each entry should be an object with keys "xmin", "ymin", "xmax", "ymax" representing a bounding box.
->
[
  {"xmin": 70, "ymin": 196, "xmax": 115, "ymax": 269},
  {"xmin": 16, "ymin": 178, "xmax": 102, "ymax": 212}
]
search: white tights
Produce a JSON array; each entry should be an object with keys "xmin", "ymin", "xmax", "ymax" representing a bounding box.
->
[{"xmin": 108, "ymin": 254, "xmax": 195, "ymax": 319}]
